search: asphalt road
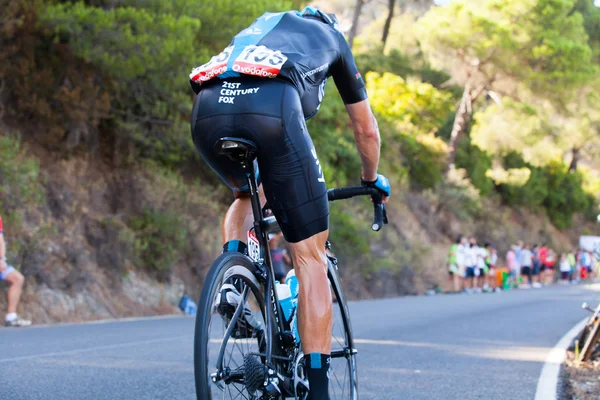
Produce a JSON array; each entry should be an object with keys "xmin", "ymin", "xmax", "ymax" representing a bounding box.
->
[{"xmin": 1, "ymin": 283, "xmax": 598, "ymax": 400}]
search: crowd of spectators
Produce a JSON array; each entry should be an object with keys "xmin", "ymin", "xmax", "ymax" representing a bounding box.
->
[{"xmin": 446, "ymin": 236, "xmax": 598, "ymax": 293}]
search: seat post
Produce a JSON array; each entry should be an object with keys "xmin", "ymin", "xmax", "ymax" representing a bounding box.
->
[{"xmin": 244, "ymin": 160, "xmax": 264, "ymax": 233}]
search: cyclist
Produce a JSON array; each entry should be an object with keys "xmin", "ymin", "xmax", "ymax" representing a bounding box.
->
[{"xmin": 189, "ymin": 7, "xmax": 390, "ymax": 399}]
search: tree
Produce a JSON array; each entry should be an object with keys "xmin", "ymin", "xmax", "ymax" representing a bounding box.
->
[
  {"xmin": 348, "ymin": 0, "xmax": 366, "ymax": 48},
  {"xmin": 381, "ymin": 0, "xmax": 396, "ymax": 49},
  {"xmin": 418, "ymin": 0, "xmax": 597, "ymax": 171}
]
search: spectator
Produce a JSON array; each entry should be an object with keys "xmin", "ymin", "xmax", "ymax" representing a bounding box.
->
[
  {"xmin": 588, "ymin": 251, "xmax": 597, "ymax": 281},
  {"xmin": 446, "ymin": 235, "xmax": 461, "ymax": 293},
  {"xmin": 506, "ymin": 247, "xmax": 519, "ymax": 287},
  {"xmin": 519, "ymin": 244, "xmax": 533, "ymax": 288},
  {"xmin": 531, "ymin": 245, "xmax": 542, "ymax": 288},
  {"xmin": 567, "ymin": 250, "xmax": 576, "ymax": 283},
  {"xmin": 580, "ymin": 250, "xmax": 592, "ymax": 281},
  {"xmin": 474, "ymin": 239, "xmax": 487, "ymax": 292},
  {"xmin": 464, "ymin": 236, "xmax": 478, "ymax": 292},
  {"xmin": 559, "ymin": 253, "xmax": 570, "ymax": 284},
  {"xmin": 0, "ymin": 216, "xmax": 31, "ymax": 327},
  {"xmin": 539, "ymin": 243, "xmax": 548, "ymax": 282},
  {"xmin": 544, "ymin": 250, "xmax": 556, "ymax": 284},
  {"xmin": 484, "ymin": 243, "xmax": 498, "ymax": 292},
  {"xmin": 456, "ymin": 236, "xmax": 467, "ymax": 292},
  {"xmin": 269, "ymin": 231, "xmax": 292, "ymax": 282}
]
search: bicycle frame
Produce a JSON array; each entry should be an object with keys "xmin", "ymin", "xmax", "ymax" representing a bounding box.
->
[{"xmin": 244, "ymin": 157, "xmax": 291, "ymax": 391}]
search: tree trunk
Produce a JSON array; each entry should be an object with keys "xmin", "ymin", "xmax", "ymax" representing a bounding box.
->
[
  {"xmin": 445, "ymin": 81, "xmax": 472, "ymax": 173},
  {"xmin": 568, "ymin": 147, "xmax": 580, "ymax": 172},
  {"xmin": 381, "ymin": 0, "xmax": 396, "ymax": 50},
  {"xmin": 348, "ymin": 0, "xmax": 364, "ymax": 49}
]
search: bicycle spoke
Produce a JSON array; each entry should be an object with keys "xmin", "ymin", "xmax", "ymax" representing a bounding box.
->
[{"xmin": 203, "ymin": 268, "xmax": 268, "ymax": 400}]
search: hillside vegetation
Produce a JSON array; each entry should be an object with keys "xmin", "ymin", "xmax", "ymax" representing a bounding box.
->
[{"xmin": 1, "ymin": 0, "xmax": 599, "ymax": 322}]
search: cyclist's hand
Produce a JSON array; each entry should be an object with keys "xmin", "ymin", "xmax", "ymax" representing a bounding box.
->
[{"xmin": 361, "ymin": 174, "xmax": 390, "ymax": 204}]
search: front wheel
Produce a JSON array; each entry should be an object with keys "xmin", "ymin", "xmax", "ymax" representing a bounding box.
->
[
  {"xmin": 194, "ymin": 253, "xmax": 268, "ymax": 400},
  {"xmin": 579, "ymin": 318, "xmax": 600, "ymax": 362},
  {"xmin": 327, "ymin": 260, "xmax": 359, "ymax": 400}
]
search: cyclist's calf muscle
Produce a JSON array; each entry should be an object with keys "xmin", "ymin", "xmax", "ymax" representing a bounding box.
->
[{"xmin": 222, "ymin": 187, "xmax": 267, "ymax": 244}]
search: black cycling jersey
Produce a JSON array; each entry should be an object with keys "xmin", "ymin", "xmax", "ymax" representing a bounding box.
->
[{"xmin": 189, "ymin": 7, "xmax": 368, "ymax": 119}]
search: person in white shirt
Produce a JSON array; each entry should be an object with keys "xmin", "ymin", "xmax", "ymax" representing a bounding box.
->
[
  {"xmin": 464, "ymin": 237, "xmax": 478, "ymax": 292},
  {"xmin": 559, "ymin": 253, "xmax": 571, "ymax": 283},
  {"xmin": 455, "ymin": 236, "xmax": 467, "ymax": 291},
  {"xmin": 519, "ymin": 244, "xmax": 533, "ymax": 287}
]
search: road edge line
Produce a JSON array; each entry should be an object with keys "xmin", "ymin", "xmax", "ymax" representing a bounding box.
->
[
  {"xmin": 534, "ymin": 317, "xmax": 588, "ymax": 400},
  {"xmin": 25, "ymin": 313, "xmax": 189, "ymax": 329}
]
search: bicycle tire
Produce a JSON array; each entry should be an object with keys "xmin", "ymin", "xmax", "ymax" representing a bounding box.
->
[
  {"xmin": 194, "ymin": 252, "xmax": 267, "ymax": 400},
  {"xmin": 579, "ymin": 318, "xmax": 600, "ymax": 362},
  {"xmin": 577, "ymin": 324, "xmax": 591, "ymax": 349},
  {"xmin": 327, "ymin": 260, "xmax": 359, "ymax": 400}
]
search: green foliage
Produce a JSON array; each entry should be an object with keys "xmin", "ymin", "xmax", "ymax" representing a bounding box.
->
[
  {"xmin": 127, "ymin": 208, "xmax": 188, "ymax": 276},
  {"xmin": 355, "ymin": 49, "xmax": 414, "ymax": 80},
  {"xmin": 575, "ymin": 0, "xmax": 600, "ymax": 60},
  {"xmin": 367, "ymin": 72, "xmax": 454, "ymax": 135},
  {"xmin": 542, "ymin": 163, "xmax": 596, "ymax": 228},
  {"xmin": 494, "ymin": 153, "xmax": 595, "ymax": 227},
  {"xmin": 0, "ymin": 134, "xmax": 45, "ymax": 215},
  {"xmin": 455, "ymin": 136, "xmax": 494, "ymax": 196},
  {"xmin": 419, "ymin": 0, "xmax": 597, "ymax": 96},
  {"xmin": 396, "ymin": 133, "xmax": 445, "ymax": 189}
]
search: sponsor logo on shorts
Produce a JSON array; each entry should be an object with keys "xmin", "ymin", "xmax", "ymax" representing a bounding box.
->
[{"xmin": 217, "ymin": 81, "xmax": 260, "ymax": 105}]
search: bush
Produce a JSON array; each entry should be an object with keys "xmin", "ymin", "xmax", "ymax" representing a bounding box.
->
[
  {"xmin": 128, "ymin": 208, "xmax": 188, "ymax": 278},
  {"xmin": 455, "ymin": 136, "xmax": 494, "ymax": 196},
  {"xmin": 0, "ymin": 134, "xmax": 45, "ymax": 222},
  {"xmin": 396, "ymin": 133, "xmax": 445, "ymax": 189},
  {"xmin": 494, "ymin": 152, "xmax": 597, "ymax": 228}
]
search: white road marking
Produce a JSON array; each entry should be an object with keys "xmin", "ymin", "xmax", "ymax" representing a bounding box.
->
[
  {"xmin": 0, "ymin": 335, "xmax": 190, "ymax": 364},
  {"xmin": 534, "ymin": 317, "xmax": 588, "ymax": 400},
  {"xmin": 24, "ymin": 314, "xmax": 187, "ymax": 329}
]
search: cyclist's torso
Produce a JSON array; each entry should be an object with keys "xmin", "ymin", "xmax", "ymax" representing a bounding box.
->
[{"xmin": 189, "ymin": 9, "xmax": 367, "ymax": 119}]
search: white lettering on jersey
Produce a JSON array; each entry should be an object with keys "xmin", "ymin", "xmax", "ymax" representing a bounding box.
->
[
  {"xmin": 311, "ymin": 148, "xmax": 325, "ymax": 183},
  {"xmin": 191, "ymin": 45, "xmax": 288, "ymax": 85},
  {"xmin": 238, "ymin": 27, "xmax": 262, "ymax": 36},
  {"xmin": 233, "ymin": 45, "xmax": 288, "ymax": 78},
  {"xmin": 316, "ymin": 80, "xmax": 326, "ymax": 112},
  {"xmin": 190, "ymin": 46, "xmax": 234, "ymax": 83},
  {"xmin": 301, "ymin": 63, "xmax": 329, "ymax": 79}
]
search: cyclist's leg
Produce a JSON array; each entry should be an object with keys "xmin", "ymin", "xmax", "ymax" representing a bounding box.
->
[
  {"xmin": 254, "ymin": 83, "xmax": 331, "ymax": 399},
  {"xmin": 289, "ymin": 230, "xmax": 332, "ymax": 400},
  {"xmin": 221, "ymin": 187, "xmax": 267, "ymax": 243}
]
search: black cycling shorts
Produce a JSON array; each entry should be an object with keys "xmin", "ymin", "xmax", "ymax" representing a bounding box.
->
[{"xmin": 191, "ymin": 77, "xmax": 329, "ymax": 243}]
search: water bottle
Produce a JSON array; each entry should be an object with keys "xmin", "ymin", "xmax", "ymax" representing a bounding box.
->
[
  {"xmin": 286, "ymin": 270, "xmax": 299, "ymax": 299},
  {"xmin": 285, "ymin": 270, "xmax": 301, "ymax": 343},
  {"xmin": 275, "ymin": 281, "xmax": 294, "ymax": 321}
]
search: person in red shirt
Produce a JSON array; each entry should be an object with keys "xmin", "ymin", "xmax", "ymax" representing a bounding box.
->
[{"xmin": 0, "ymin": 216, "xmax": 31, "ymax": 326}]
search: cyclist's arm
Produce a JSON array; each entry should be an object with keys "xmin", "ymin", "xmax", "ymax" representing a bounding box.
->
[
  {"xmin": 346, "ymin": 100, "xmax": 380, "ymax": 182},
  {"xmin": 329, "ymin": 33, "xmax": 380, "ymax": 182}
]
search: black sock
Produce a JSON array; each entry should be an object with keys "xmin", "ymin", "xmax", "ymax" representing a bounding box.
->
[
  {"xmin": 307, "ymin": 353, "xmax": 330, "ymax": 400},
  {"xmin": 222, "ymin": 240, "xmax": 247, "ymax": 255}
]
